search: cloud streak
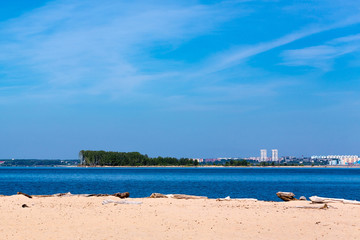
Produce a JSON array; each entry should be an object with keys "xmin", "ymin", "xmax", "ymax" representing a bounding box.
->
[
  {"xmin": 200, "ymin": 14, "xmax": 360, "ymax": 74},
  {"xmin": 0, "ymin": 0, "xmax": 243, "ymax": 99},
  {"xmin": 281, "ymin": 33, "xmax": 360, "ymax": 70}
]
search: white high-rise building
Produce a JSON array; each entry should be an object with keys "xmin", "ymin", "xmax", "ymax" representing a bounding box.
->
[
  {"xmin": 260, "ymin": 149, "xmax": 267, "ymax": 161},
  {"xmin": 272, "ymin": 149, "xmax": 278, "ymax": 162}
]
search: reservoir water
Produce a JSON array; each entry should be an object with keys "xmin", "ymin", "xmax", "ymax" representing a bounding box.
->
[{"xmin": 0, "ymin": 167, "xmax": 359, "ymax": 201}]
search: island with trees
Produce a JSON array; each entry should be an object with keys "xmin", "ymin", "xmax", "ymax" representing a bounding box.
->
[{"xmin": 79, "ymin": 150, "xmax": 200, "ymax": 166}]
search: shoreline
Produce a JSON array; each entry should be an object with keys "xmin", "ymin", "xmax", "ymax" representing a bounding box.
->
[
  {"xmin": 2, "ymin": 164, "xmax": 360, "ymax": 168},
  {"xmin": 79, "ymin": 165, "xmax": 360, "ymax": 168},
  {"xmin": 1, "ymin": 165, "xmax": 360, "ymax": 168},
  {"xmin": 0, "ymin": 195, "xmax": 359, "ymax": 240}
]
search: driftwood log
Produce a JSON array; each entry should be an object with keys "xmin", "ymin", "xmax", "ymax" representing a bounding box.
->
[
  {"xmin": 294, "ymin": 204, "xmax": 329, "ymax": 209},
  {"xmin": 149, "ymin": 193, "xmax": 168, "ymax": 198},
  {"xmin": 17, "ymin": 192, "xmax": 32, "ymax": 198},
  {"xmin": 149, "ymin": 193, "xmax": 207, "ymax": 199},
  {"xmin": 87, "ymin": 192, "xmax": 130, "ymax": 198},
  {"xmin": 309, "ymin": 196, "xmax": 360, "ymax": 205},
  {"xmin": 171, "ymin": 194, "xmax": 207, "ymax": 199},
  {"xmin": 102, "ymin": 199, "xmax": 142, "ymax": 205},
  {"xmin": 113, "ymin": 192, "xmax": 130, "ymax": 198},
  {"xmin": 276, "ymin": 192, "xmax": 297, "ymax": 201}
]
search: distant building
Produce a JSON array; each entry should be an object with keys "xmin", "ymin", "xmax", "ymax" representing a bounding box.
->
[
  {"xmin": 245, "ymin": 157, "xmax": 260, "ymax": 161},
  {"xmin": 282, "ymin": 156, "xmax": 296, "ymax": 162},
  {"xmin": 260, "ymin": 149, "xmax": 267, "ymax": 162},
  {"xmin": 204, "ymin": 158, "xmax": 218, "ymax": 163},
  {"xmin": 272, "ymin": 149, "xmax": 278, "ymax": 162},
  {"xmin": 328, "ymin": 159, "xmax": 340, "ymax": 166},
  {"xmin": 192, "ymin": 158, "xmax": 204, "ymax": 163},
  {"xmin": 311, "ymin": 155, "xmax": 359, "ymax": 165}
]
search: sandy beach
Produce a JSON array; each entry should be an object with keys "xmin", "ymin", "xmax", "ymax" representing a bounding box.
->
[{"xmin": 0, "ymin": 195, "xmax": 359, "ymax": 240}]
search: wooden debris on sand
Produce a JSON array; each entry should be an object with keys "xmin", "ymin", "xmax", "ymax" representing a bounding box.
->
[
  {"xmin": 86, "ymin": 192, "xmax": 130, "ymax": 198},
  {"xmin": 294, "ymin": 204, "xmax": 330, "ymax": 210},
  {"xmin": 149, "ymin": 193, "xmax": 168, "ymax": 198},
  {"xmin": 216, "ymin": 196, "xmax": 231, "ymax": 201},
  {"xmin": 149, "ymin": 193, "xmax": 208, "ymax": 199},
  {"xmin": 309, "ymin": 196, "xmax": 360, "ymax": 205},
  {"xmin": 102, "ymin": 199, "xmax": 142, "ymax": 205},
  {"xmin": 113, "ymin": 192, "xmax": 130, "ymax": 198},
  {"xmin": 216, "ymin": 196, "xmax": 258, "ymax": 201},
  {"xmin": 16, "ymin": 192, "xmax": 130, "ymax": 199},
  {"xmin": 17, "ymin": 192, "xmax": 32, "ymax": 198},
  {"xmin": 171, "ymin": 194, "xmax": 207, "ymax": 200},
  {"xmin": 276, "ymin": 192, "xmax": 297, "ymax": 201}
]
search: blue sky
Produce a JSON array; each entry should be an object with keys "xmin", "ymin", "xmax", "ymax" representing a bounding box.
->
[{"xmin": 0, "ymin": 0, "xmax": 359, "ymax": 159}]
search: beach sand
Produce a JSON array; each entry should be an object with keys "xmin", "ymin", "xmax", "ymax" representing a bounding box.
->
[{"xmin": 0, "ymin": 195, "xmax": 359, "ymax": 240}]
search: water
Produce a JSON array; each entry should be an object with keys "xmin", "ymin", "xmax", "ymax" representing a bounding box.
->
[{"xmin": 0, "ymin": 167, "xmax": 359, "ymax": 201}]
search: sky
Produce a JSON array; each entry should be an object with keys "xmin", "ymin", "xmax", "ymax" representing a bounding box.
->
[{"xmin": 0, "ymin": 0, "xmax": 359, "ymax": 159}]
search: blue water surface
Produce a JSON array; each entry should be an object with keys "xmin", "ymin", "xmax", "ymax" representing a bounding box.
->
[{"xmin": 0, "ymin": 167, "xmax": 359, "ymax": 201}]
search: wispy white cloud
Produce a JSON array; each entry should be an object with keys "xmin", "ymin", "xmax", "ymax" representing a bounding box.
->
[
  {"xmin": 329, "ymin": 33, "xmax": 360, "ymax": 44},
  {"xmin": 199, "ymin": 14, "xmax": 360, "ymax": 75},
  {"xmin": 0, "ymin": 0, "xmax": 244, "ymax": 100},
  {"xmin": 281, "ymin": 33, "xmax": 360, "ymax": 70}
]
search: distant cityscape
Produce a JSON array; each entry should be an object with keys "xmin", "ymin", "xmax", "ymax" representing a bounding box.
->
[{"xmin": 193, "ymin": 149, "xmax": 360, "ymax": 166}]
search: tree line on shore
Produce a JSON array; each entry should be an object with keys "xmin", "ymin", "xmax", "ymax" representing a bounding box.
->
[
  {"xmin": 224, "ymin": 159, "xmax": 249, "ymax": 166},
  {"xmin": 79, "ymin": 150, "xmax": 255, "ymax": 167},
  {"xmin": 0, "ymin": 159, "xmax": 79, "ymax": 167},
  {"xmin": 79, "ymin": 150, "xmax": 200, "ymax": 166},
  {"xmin": 79, "ymin": 150, "xmax": 326, "ymax": 167}
]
